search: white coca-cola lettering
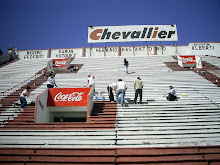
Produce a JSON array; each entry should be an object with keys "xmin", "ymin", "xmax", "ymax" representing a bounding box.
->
[
  {"xmin": 182, "ymin": 57, "xmax": 196, "ymax": 64},
  {"xmin": 55, "ymin": 60, "xmax": 67, "ymax": 66},
  {"xmin": 54, "ymin": 92, "xmax": 84, "ymax": 102}
]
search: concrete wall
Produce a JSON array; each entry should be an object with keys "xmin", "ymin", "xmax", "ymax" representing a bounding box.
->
[
  {"xmin": 18, "ymin": 42, "xmax": 220, "ymax": 59},
  {"xmin": 50, "ymin": 48, "xmax": 82, "ymax": 58},
  {"xmin": 35, "ymin": 89, "xmax": 50, "ymax": 123}
]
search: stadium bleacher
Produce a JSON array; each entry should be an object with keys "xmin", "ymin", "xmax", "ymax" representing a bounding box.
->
[{"xmin": 0, "ymin": 54, "xmax": 220, "ymax": 164}]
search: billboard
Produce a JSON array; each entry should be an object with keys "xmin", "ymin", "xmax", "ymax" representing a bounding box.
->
[
  {"xmin": 47, "ymin": 88, "xmax": 91, "ymax": 107},
  {"xmin": 88, "ymin": 25, "xmax": 178, "ymax": 43},
  {"xmin": 18, "ymin": 49, "xmax": 48, "ymax": 59},
  {"xmin": 51, "ymin": 48, "xmax": 82, "ymax": 58}
]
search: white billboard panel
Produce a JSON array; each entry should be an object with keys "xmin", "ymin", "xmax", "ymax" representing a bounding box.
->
[
  {"xmin": 51, "ymin": 48, "xmax": 82, "ymax": 58},
  {"xmin": 88, "ymin": 25, "xmax": 178, "ymax": 43},
  {"xmin": 189, "ymin": 43, "xmax": 220, "ymax": 56},
  {"xmin": 18, "ymin": 50, "xmax": 48, "ymax": 59}
]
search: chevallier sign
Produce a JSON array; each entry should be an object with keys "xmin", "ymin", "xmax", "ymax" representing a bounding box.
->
[{"xmin": 88, "ymin": 25, "xmax": 178, "ymax": 43}]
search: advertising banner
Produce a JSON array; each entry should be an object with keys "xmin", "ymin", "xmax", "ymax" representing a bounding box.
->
[
  {"xmin": 53, "ymin": 58, "xmax": 68, "ymax": 67},
  {"xmin": 18, "ymin": 49, "xmax": 48, "ymax": 59},
  {"xmin": 178, "ymin": 55, "xmax": 202, "ymax": 68},
  {"xmin": 47, "ymin": 88, "xmax": 91, "ymax": 107},
  {"xmin": 179, "ymin": 55, "xmax": 196, "ymax": 64},
  {"xmin": 88, "ymin": 25, "xmax": 178, "ymax": 43},
  {"xmin": 189, "ymin": 43, "xmax": 220, "ymax": 56},
  {"xmin": 51, "ymin": 48, "xmax": 82, "ymax": 58}
]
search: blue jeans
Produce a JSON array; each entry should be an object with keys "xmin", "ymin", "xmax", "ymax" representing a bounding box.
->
[
  {"xmin": 116, "ymin": 89, "xmax": 125, "ymax": 106},
  {"xmin": 20, "ymin": 97, "xmax": 27, "ymax": 108}
]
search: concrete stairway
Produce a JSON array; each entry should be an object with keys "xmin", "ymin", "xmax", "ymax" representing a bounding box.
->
[{"xmin": 0, "ymin": 55, "xmax": 219, "ymax": 149}]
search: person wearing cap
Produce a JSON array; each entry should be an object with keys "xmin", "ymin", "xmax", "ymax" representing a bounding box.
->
[
  {"xmin": 134, "ymin": 77, "xmax": 144, "ymax": 104},
  {"xmin": 166, "ymin": 85, "xmax": 177, "ymax": 101},
  {"xmin": 115, "ymin": 79, "xmax": 128, "ymax": 107},
  {"xmin": 19, "ymin": 86, "xmax": 31, "ymax": 110},
  {"xmin": 47, "ymin": 73, "xmax": 57, "ymax": 88}
]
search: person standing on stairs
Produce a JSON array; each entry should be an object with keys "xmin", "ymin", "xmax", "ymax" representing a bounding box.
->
[
  {"xmin": 115, "ymin": 79, "xmax": 128, "ymax": 107},
  {"xmin": 123, "ymin": 58, "xmax": 129, "ymax": 74},
  {"xmin": 87, "ymin": 73, "xmax": 95, "ymax": 93},
  {"xmin": 134, "ymin": 77, "xmax": 144, "ymax": 104}
]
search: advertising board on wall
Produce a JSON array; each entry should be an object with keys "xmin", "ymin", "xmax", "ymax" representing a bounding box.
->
[
  {"xmin": 88, "ymin": 25, "xmax": 178, "ymax": 43},
  {"xmin": 51, "ymin": 48, "xmax": 82, "ymax": 58},
  {"xmin": 47, "ymin": 88, "xmax": 91, "ymax": 107},
  {"xmin": 189, "ymin": 43, "xmax": 220, "ymax": 56},
  {"xmin": 18, "ymin": 49, "xmax": 48, "ymax": 59}
]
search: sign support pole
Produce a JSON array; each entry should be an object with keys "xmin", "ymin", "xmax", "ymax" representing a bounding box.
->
[
  {"xmin": 132, "ymin": 42, "xmax": 135, "ymax": 56},
  {"xmin": 160, "ymin": 41, "xmax": 163, "ymax": 55},
  {"xmin": 90, "ymin": 43, "xmax": 92, "ymax": 57},
  {"xmin": 146, "ymin": 41, "xmax": 149, "ymax": 55}
]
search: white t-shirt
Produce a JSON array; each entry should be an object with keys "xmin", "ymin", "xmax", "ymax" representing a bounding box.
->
[
  {"xmin": 20, "ymin": 89, "xmax": 28, "ymax": 98},
  {"xmin": 108, "ymin": 83, "xmax": 116, "ymax": 88},
  {"xmin": 116, "ymin": 81, "xmax": 127, "ymax": 90},
  {"xmin": 47, "ymin": 77, "xmax": 56, "ymax": 86},
  {"xmin": 88, "ymin": 76, "xmax": 95, "ymax": 86},
  {"xmin": 169, "ymin": 88, "xmax": 177, "ymax": 96}
]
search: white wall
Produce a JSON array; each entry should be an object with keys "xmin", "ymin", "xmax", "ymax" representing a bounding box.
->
[
  {"xmin": 51, "ymin": 48, "xmax": 82, "ymax": 58},
  {"xmin": 19, "ymin": 49, "xmax": 48, "ymax": 59},
  {"xmin": 189, "ymin": 43, "xmax": 220, "ymax": 56},
  {"xmin": 35, "ymin": 89, "xmax": 50, "ymax": 123},
  {"xmin": 18, "ymin": 42, "xmax": 220, "ymax": 59}
]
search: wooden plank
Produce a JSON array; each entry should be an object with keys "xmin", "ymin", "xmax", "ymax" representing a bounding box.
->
[{"xmin": 117, "ymin": 155, "xmax": 205, "ymax": 163}]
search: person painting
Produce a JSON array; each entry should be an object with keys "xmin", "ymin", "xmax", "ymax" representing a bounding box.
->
[
  {"xmin": 47, "ymin": 73, "xmax": 57, "ymax": 88},
  {"xmin": 165, "ymin": 85, "xmax": 177, "ymax": 101},
  {"xmin": 115, "ymin": 79, "xmax": 128, "ymax": 107},
  {"xmin": 134, "ymin": 77, "xmax": 144, "ymax": 104},
  {"xmin": 19, "ymin": 86, "xmax": 32, "ymax": 111},
  {"xmin": 107, "ymin": 83, "xmax": 116, "ymax": 102}
]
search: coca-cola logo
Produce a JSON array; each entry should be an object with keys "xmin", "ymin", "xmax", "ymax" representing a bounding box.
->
[
  {"xmin": 182, "ymin": 57, "xmax": 196, "ymax": 64},
  {"xmin": 54, "ymin": 92, "xmax": 84, "ymax": 102},
  {"xmin": 55, "ymin": 60, "xmax": 67, "ymax": 66}
]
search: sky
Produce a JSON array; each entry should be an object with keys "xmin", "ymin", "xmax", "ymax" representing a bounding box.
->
[{"xmin": 0, "ymin": 0, "xmax": 219, "ymax": 53}]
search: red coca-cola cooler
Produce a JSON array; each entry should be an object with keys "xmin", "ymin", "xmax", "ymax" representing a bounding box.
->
[
  {"xmin": 47, "ymin": 58, "xmax": 73, "ymax": 72},
  {"xmin": 35, "ymin": 87, "xmax": 94, "ymax": 123},
  {"xmin": 177, "ymin": 55, "xmax": 202, "ymax": 68}
]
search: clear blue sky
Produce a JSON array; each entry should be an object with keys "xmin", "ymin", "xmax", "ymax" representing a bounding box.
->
[{"xmin": 1, "ymin": 0, "xmax": 219, "ymax": 53}]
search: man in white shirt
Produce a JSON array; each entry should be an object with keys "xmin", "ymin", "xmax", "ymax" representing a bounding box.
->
[
  {"xmin": 115, "ymin": 79, "xmax": 127, "ymax": 107},
  {"xmin": 107, "ymin": 83, "xmax": 116, "ymax": 102},
  {"xmin": 87, "ymin": 73, "xmax": 95, "ymax": 87},
  {"xmin": 166, "ymin": 85, "xmax": 177, "ymax": 101},
  {"xmin": 87, "ymin": 73, "xmax": 95, "ymax": 93},
  {"xmin": 47, "ymin": 73, "xmax": 57, "ymax": 88},
  {"xmin": 19, "ymin": 86, "xmax": 31, "ymax": 110}
]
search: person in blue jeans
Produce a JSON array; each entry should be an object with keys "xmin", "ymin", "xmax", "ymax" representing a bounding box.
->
[
  {"xmin": 115, "ymin": 79, "xmax": 128, "ymax": 107},
  {"xmin": 19, "ymin": 86, "xmax": 31, "ymax": 111}
]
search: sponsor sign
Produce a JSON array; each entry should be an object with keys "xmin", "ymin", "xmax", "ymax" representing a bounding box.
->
[
  {"xmin": 88, "ymin": 25, "xmax": 178, "ymax": 43},
  {"xmin": 178, "ymin": 55, "xmax": 202, "ymax": 69},
  {"xmin": 18, "ymin": 50, "xmax": 48, "ymax": 59},
  {"xmin": 53, "ymin": 58, "xmax": 68, "ymax": 67},
  {"xmin": 179, "ymin": 55, "xmax": 196, "ymax": 64},
  {"xmin": 51, "ymin": 48, "xmax": 82, "ymax": 58},
  {"xmin": 47, "ymin": 88, "xmax": 91, "ymax": 107}
]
